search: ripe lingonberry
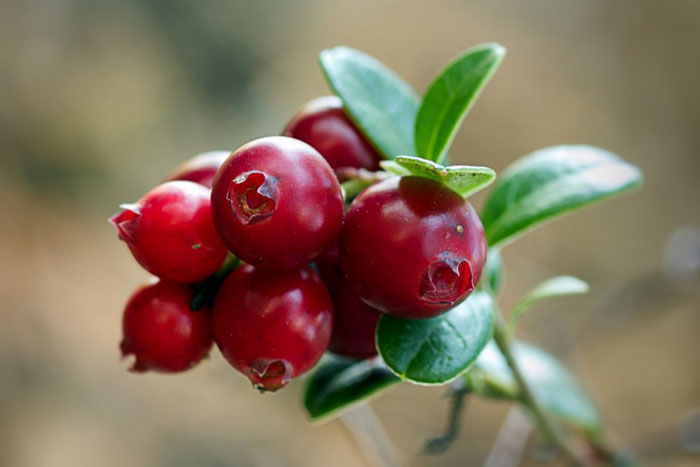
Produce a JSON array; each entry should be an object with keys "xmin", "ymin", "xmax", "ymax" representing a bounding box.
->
[
  {"xmin": 165, "ymin": 150, "xmax": 230, "ymax": 188},
  {"xmin": 211, "ymin": 136, "xmax": 344, "ymax": 269},
  {"xmin": 121, "ymin": 280, "xmax": 212, "ymax": 373},
  {"xmin": 110, "ymin": 181, "xmax": 228, "ymax": 283},
  {"xmin": 327, "ymin": 279, "xmax": 381, "ymax": 358},
  {"xmin": 340, "ymin": 176, "xmax": 487, "ymax": 319},
  {"xmin": 316, "ymin": 243, "xmax": 380, "ymax": 358},
  {"xmin": 212, "ymin": 264, "xmax": 333, "ymax": 392},
  {"xmin": 283, "ymin": 96, "xmax": 382, "ymax": 171}
]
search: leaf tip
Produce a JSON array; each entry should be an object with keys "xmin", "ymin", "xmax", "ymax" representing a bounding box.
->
[
  {"xmin": 473, "ymin": 42, "xmax": 507, "ymax": 60},
  {"xmin": 490, "ymin": 42, "xmax": 507, "ymax": 58}
]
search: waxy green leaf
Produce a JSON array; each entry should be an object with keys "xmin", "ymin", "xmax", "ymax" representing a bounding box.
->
[
  {"xmin": 466, "ymin": 341, "xmax": 602, "ymax": 436},
  {"xmin": 319, "ymin": 47, "xmax": 419, "ymax": 160},
  {"xmin": 303, "ymin": 356, "xmax": 399, "ymax": 421},
  {"xmin": 380, "ymin": 156, "xmax": 495, "ymax": 199},
  {"xmin": 415, "ymin": 43, "xmax": 506, "ymax": 163},
  {"xmin": 480, "ymin": 248, "xmax": 505, "ymax": 295},
  {"xmin": 481, "ymin": 145, "xmax": 644, "ymax": 247},
  {"xmin": 508, "ymin": 275, "xmax": 589, "ymax": 328},
  {"xmin": 376, "ymin": 290, "xmax": 494, "ymax": 384}
]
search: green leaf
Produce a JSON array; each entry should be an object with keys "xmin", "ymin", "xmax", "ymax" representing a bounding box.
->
[
  {"xmin": 481, "ymin": 145, "xmax": 644, "ymax": 247},
  {"xmin": 380, "ymin": 155, "xmax": 496, "ymax": 199},
  {"xmin": 303, "ymin": 356, "xmax": 399, "ymax": 421},
  {"xmin": 379, "ymin": 160, "xmax": 412, "ymax": 177},
  {"xmin": 319, "ymin": 46, "xmax": 419, "ymax": 160},
  {"xmin": 415, "ymin": 43, "xmax": 506, "ymax": 163},
  {"xmin": 508, "ymin": 275, "xmax": 589, "ymax": 328},
  {"xmin": 480, "ymin": 248, "xmax": 505, "ymax": 295},
  {"xmin": 376, "ymin": 290, "xmax": 494, "ymax": 384},
  {"xmin": 466, "ymin": 341, "xmax": 602, "ymax": 436}
]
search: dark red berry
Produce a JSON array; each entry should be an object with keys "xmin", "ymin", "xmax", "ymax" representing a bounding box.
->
[
  {"xmin": 110, "ymin": 181, "xmax": 228, "ymax": 283},
  {"xmin": 283, "ymin": 96, "xmax": 383, "ymax": 171},
  {"xmin": 316, "ymin": 243, "xmax": 380, "ymax": 359},
  {"xmin": 340, "ymin": 176, "xmax": 487, "ymax": 319},
  {"xmin": 165, "ymin": 150, "xmax": 230, "ymax": 188},
  {"xmin": 121, "ymin": 280, "xmax": 212, "ymax": 373},
  {"xmin": 212, "ymin": 264, "xmax": 333, "ymax": 392},
  {"xmin": 211, "ymin": 136, "xmax": 344, "ymax": 269},
  {"xmin": 328, "ymin": 281, "xmax": 381, "ymax": 358}
]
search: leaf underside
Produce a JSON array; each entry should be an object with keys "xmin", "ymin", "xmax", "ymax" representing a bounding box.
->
[
  {"xmin": 381, "ymin": 155, "xmax": 496, "ymax": 199},
  {"xmin": 467, "ymin": 340, "xmax": 602, "ymax": 436},
  {"xmin": 508, "ymin": 275, "xmax": 589, "ymax": 326},
  {"xmin": 304, "ymin": 356, "xmax": 399, "ymax": 421}
]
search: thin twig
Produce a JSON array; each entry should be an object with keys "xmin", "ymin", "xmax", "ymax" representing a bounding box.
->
[
  {"xmin": 423, "ymin": 379, "xmax": 470, "ymax": 454},
  {"xmin": 492, "ymin": 314, "xmax": 588, "ymax": 465},
  {"xmin": 340, "ymin": 403, "xmax": 402, "ymax": 467},
  {"xmin": 484, "ymin": 405, "xmax": 534, "ymax": 467}
]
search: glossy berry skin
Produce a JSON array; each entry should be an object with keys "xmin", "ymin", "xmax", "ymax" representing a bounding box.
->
[
  {"xmin": 121, "ymin": 281, "xmax": 212, "ymax": 373},
  {"xmin": 340, "ymin": 176, "xmax": 487, "ymax": 319},
  {"xmin": 212, "ymin": 264, "xmax": 333, "ymax": 392},
  {"xmin": 317, "ymin": 243, "xmax": 380, "ymax": 359},
  {"xmin": 283, "ymin": 96, "xmax": 383, "ymax": 171},
  {"xmin": 211, "ymin": 136, "xmax": 344, "ymax": 269},
  {"xmin": 110, "ymin": 181, "xmax": 228, "ymax": 283},
  {"xmin": 165, "ymin": 150, "xmax": 230, "ymax": 188}
]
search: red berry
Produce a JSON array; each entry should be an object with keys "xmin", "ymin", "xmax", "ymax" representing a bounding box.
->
[
  {"xmin": 211, "ymin": 136, "xmax": 344, "ymax": 269},
  {"xmin": 212, "ymin": 264, "xmax": 333, "ymax": 392},
  {"xmin": 110, "ymin": 181, "xmax": 228, "ymax": 283},
  {"xmin": 165, "ymin": 151, "xmax": 230, "ymax": 188},
  {"xmin": 316, "ymin": 243, "xmax": 380, "ymax": 359},
  {"xmin": 340, "ymin": 176, "xmax": 487, "ymax": 319},
  {"xmin": 328, "ymin": 281, "xmax": 381, "ymax": 358},
  {"xmin": 120, "ymin": 280, "xmax": 212, "ymax": 373},
  {"xmin": 283, "ymin": 96, "xmax": 382, "ymax": 171}
]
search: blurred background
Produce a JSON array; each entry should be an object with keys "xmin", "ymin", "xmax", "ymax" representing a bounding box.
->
[{"xmin": 1, "ymin": 0, "xmax": 699, "ymax": 466}]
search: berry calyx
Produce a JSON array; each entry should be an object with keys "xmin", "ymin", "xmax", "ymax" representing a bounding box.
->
[
  {"xmin": 211, "ymin": 136, "xmax": 344, "ymax": 269},
  {"xmin": 120, "ymin": 280, "xmax": 213, "ymax": 373},
  {"xmin": 212, "ymin": 264, "xmax": 333, "ymax": 392},
  {"xmin": 110, "ymin": 181, "xmax": 228, "ymax": 283},
  {"xmin": 340, "ymin": 176, "xmax": 487, "ymax": 319},
  {"xmin": 283, "ymin": 96, "xmax": 383, "ymax": 171},
  {"xmin": 227, "ymin": 171, "xmax": 278, "ymax": 224},
  {"xmin": 165, "ymin": 151, "xmax": 230, "ymax": 188}
]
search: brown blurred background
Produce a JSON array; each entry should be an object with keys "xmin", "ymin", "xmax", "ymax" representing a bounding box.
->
[{"xmin": 1, "ymin": 1, "xmax": 699, "ymax": 466}]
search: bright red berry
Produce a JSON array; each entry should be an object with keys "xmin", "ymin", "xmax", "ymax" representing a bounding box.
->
[
  {"xmin": 212, "ymin": 264, "xmax": 333, "ymax": 392},
  {"xmin": 283, "ymin": 96, "xmax": 383, "ymax": 171},
  {"xmin": 110, "ymin": 181, "xmax": 228, "ymax": 283},
  {"xmin": 316, "ymin": 243, "xmax": 380, "ymax": 359},
  {"xmin": 340, "ymin": 176, "xmax": 487, "ymax": 319},
  {"xmin": 211, "ymin": 136, "xmax": 344, "ymax": 269},
  {"xmin": 165, "ymin": 150, "xmax": 230, "ymax": 188},
  {"xmin": 120, "ymin": 280, "xmax": 213, "ymax": 373}
]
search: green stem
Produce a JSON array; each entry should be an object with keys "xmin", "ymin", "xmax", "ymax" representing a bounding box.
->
[
  {"xmin": 339, "ymin": 169, "xmax": 392, "ymax": 202},
  {"xmin": 341, "ymin": 178, "xmax": 372, "ymax": 201},
  {"xmin": 492, "ymin": 314, "xmax": 588, "ymax": 466},
  {"xmin": 189, "ymin": 254, "xmax": 240, "ymax": 310},
  {"xmin": 423, "ymin": 379, "xmax": 470, "ymax": 454},
  {"xmin": 215, "ymin": 254, "xmax": 240, "ymax": 281}
]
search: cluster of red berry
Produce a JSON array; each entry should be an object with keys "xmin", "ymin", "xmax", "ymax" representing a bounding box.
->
[{"xmin": 111, "ymin": 96, "xmax": 487, "ymax": 392}]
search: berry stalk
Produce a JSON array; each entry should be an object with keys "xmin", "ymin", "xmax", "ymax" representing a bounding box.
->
[{"xmin": 189, "ymin": 254, "xmax": 241, "ymax": 311}]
